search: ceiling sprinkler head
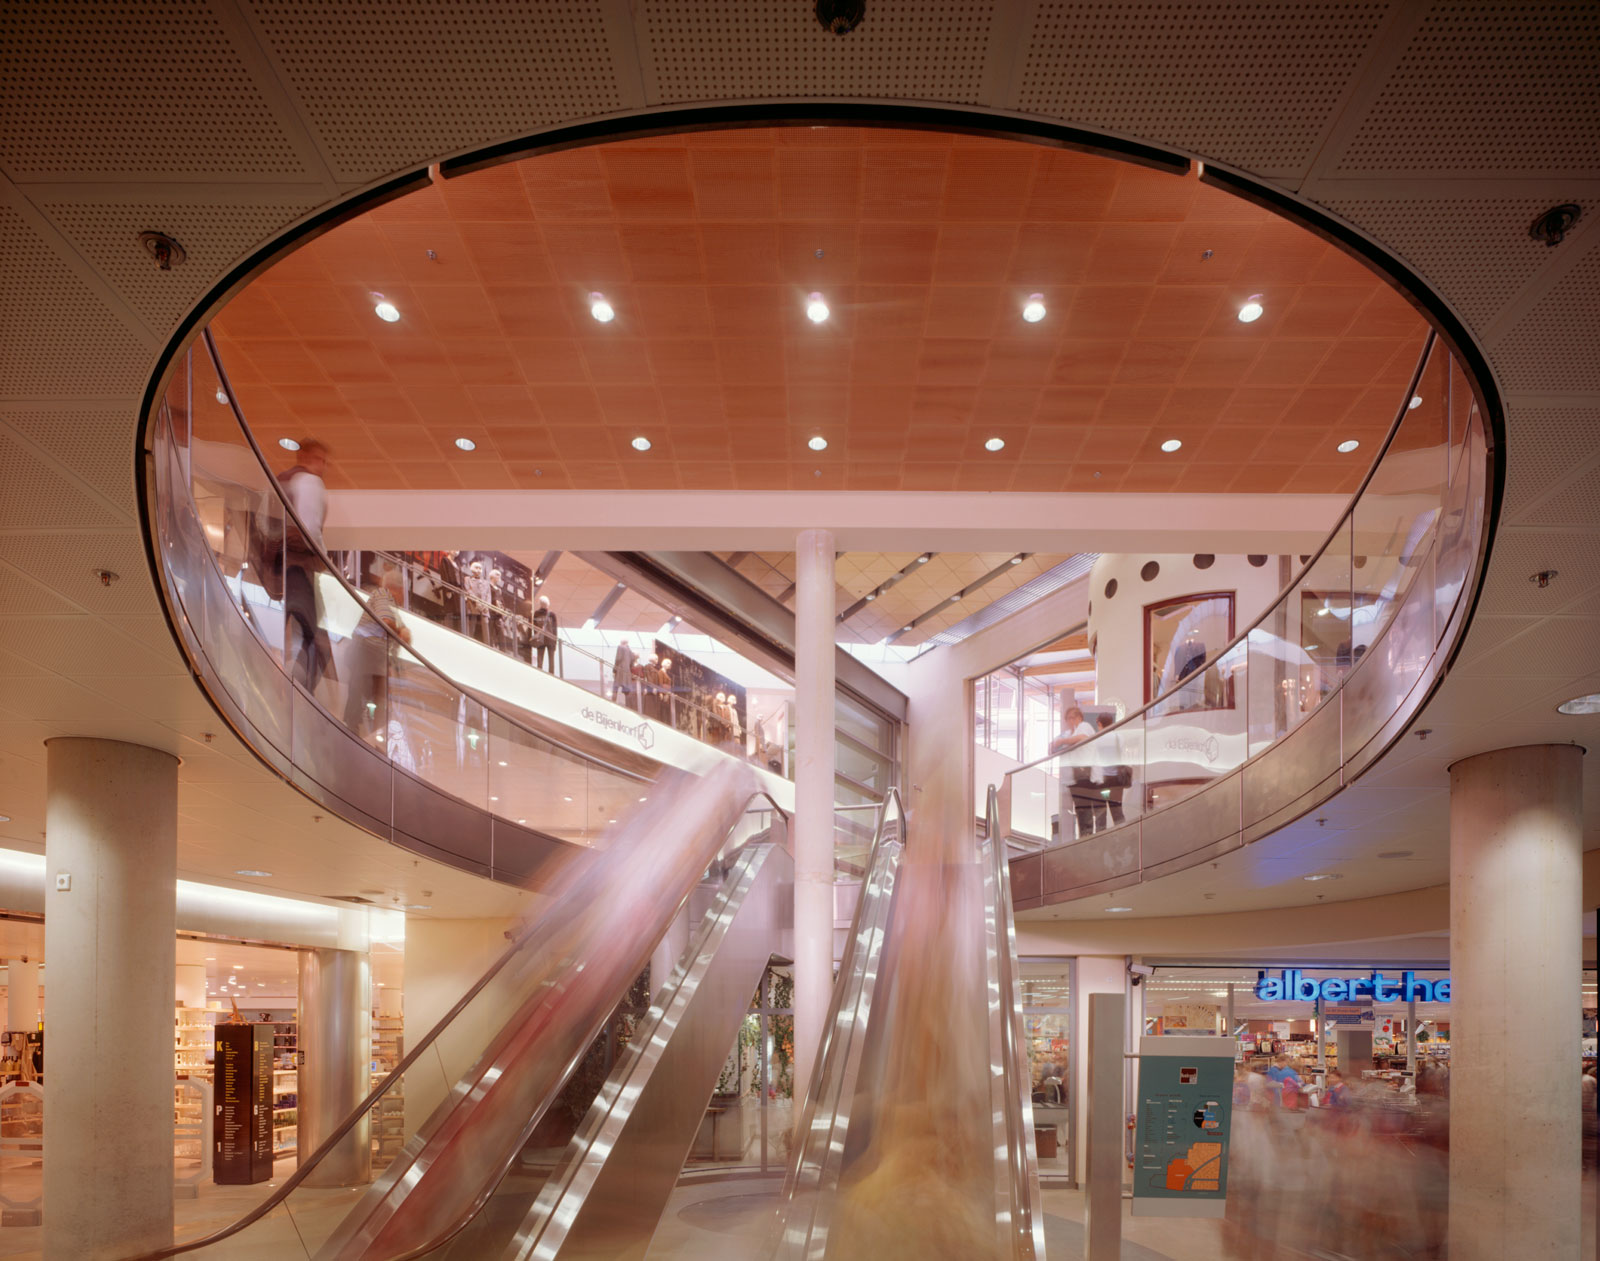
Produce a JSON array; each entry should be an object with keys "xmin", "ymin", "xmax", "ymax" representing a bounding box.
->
[
  {"xmin": 1528, "ymin": 203, "xmax": 1582, "ymax": 247},
  {"xmin": 815, "ymin": 0, "xmax": 865, "ymax": 34}
]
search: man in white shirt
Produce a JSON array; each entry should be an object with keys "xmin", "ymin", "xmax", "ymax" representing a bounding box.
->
[
  {"xmin": 1049, "ymin": 706, "xmax": 1099, "ymax": 839},
  {"xmin": 342, "ymin": 560, "xmax": 409, "ymax": 739},
  {"xmin": 280, "ymin": 440, "xmax": 329, "ymax": 691}
]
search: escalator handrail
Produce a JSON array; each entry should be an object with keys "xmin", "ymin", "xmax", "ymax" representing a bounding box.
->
[
  {"xmin": 135, "ymin": 788, "xmax": 790, "ymax": 1261},
  {"xmin": 1003, "ymin": 328, "xmax": 1440, "ymax": 786},
  {"xmin": 192, "ymin": 328, "xmax": 650, "ymax": 788}
]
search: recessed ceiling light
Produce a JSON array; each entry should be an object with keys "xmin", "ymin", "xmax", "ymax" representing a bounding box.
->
[
  {"xmin": 1021, "ymin": 294, "xmax": 1047, "ymax": 323},
  {"xmin": 805, "ymin": 293, "xmax": 830, "ymax": 324},
  {"xmin": 1009, "ymin": 555, "xmax": 1023, "ymax": 565},
  {"xmin": 215, "ymin": 388, "xmax": 229, "ymax": 405},
  {"xmin": 232, "ymin": 964, "xmax": 244, "ymax": 970},
  {"xmin": 234, "ymin": 869, "xmax": 272, "ymax": 878},
  {"xmin": 518, "ymin": 818, "xmax": 526, "ymax": 824},
  {"xmin": 1237, "ymin": 296, "xmax": 1264, "ymax": 323},
  {"xmin": 497, "ymin": 760, "xmax": 507, "ymax": 767},
  {"xmin": 632, "ymin": 436, "xmax": 652, "ymax": 452},
  {"xmin": 489, "ymin": 795, "xmax": 498, "ymax": 802},
  {"xmin": 807, "ymin": 435, "xmax": 828, "ymax": 452},
  {"xmin": 405, "ymin": 904, "xmax": 431, "ymax": 911},
  {"xmin": 1302, "ymin": 872, "xmax": 1342, "ymax": 882},
  {"xmin": 1336, "ymin": 439, "xmax": 1361, "ymax": 453},
  {"xmin": 984, "ymin": 437, "xmax": 1005, "ymax": 452},
  {"xmin": 373, "ymin": 299, "xmax": 400, "ymax": 323},
  {"xmin": 916, "ymin": 554, "xmax": 929, "ymax": 564},
  {"xmin": 1105, "ymin": 906, "xmax": 1133, "ymax": 913},
  {"xmin": 0, "ymin": 814, "xmax": 9, "ymax": 824},
  {"xmin": 1557, "ymin": 691, "xmax": 1600, "ymax": 715},
  {"xmin": 949, "ymin": 594, "xmax": 961, "ymax": 603},
  {"xmin": 454, "ymin": 437, "xmax": 476, "ymax": 452},
  {"xmin": 589, "ymin": 292, "xmax": 615, "ymax": 323},
  {"xmin": 864, "ymin": 592, "xmax": 876, "ymax": 601},
  {"xmin": 278, "ymin": 438, "xmax": 300, "ymax": 452},
  {"xmin": 1408, "ymin": 395, "xmax": 1423, "ymax": 410},
  {"xmin": 562, "ymin": 795, "xmax": 573, "ymax": 803},
  {"xmin": 204, "ymin": 956, "xmax": 216, "ymax": 962},
  {"xmin": 1160, "ymin": 438, "xmax": 1183, "ymax": 453}
]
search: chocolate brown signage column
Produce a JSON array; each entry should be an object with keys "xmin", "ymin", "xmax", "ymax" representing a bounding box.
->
[{"xmin": 214, "ymin": 1024, "xmax": 274, "ymax": 1184}]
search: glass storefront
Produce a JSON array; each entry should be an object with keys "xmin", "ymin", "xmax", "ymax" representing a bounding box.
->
[{"xmin": 1020, "ymin": 959, "xmax": 1074, "ymax": 1181}]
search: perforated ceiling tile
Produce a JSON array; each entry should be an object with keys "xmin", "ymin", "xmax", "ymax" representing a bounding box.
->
[
  {"xmin": 0, "ymin": 615, "xmax": 185, "ymax": 681},
  {"xmin": 1319, "ymin": 196, "xmax": 1592, "ymax": 331},
  {"xmin": 640, "ymin": 0, "xmax": 994, "ymax": 105},
  {"xmin": 1012, "ymin": 2, "xmax": 1390, "ymax": 178},
  {"xmin": 0, "ymin": 1, "xmax": 307, "ymax": 181},
  {"xmin": 1457, "ymin": 613, "xmax": 1600, "ymax": 680},
  {"xmin": 0, "ymin": 567, "xmax": 77, "ymax": 618},
  {"xmin": 1494, "ymin": 240, "xmax": 1600, "ymax": 393},
  {"xmin": 41, "ymin": 196, "xmax": 329, "ymax": 334},
  {"xmin": 1521, "ymin": 464, "xmax": 1600, "ymax": 529},
  {"xmin": 243, "ymin": 3, "xmax": 623, "ymax": 182},
  {"xmin": 1469, "ymin": 527, "xmax": 1600, "ymax": 618},
  {"xmin": 0, "ymin": 432, "xmax": 126, "ymax": 533},
  {"xmin": 0, "ymin": 409, "xmax": 140, "ymax": 517},
  {"xmin": 1498, "ymin": 405, "xmax": 1600, "ymax": 520},
  {"xmin": 0, "ymin": 530, "xmax": 161, "ymax": 618},
  {"xmin": 1335, "ymin": 2, "xmax": 1600, "ymax": 176},
  {"xmin": 0, "ymin": 206, "xmax": 153, "ymax": 400}
]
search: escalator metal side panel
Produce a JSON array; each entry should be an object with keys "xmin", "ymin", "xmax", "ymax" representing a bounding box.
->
[
  {"xmin": 981, "ymin": 826, "xmax": 1047, "ymax": 1260},
  {"xmin": 503, "ymin": 841, "xmax": 794, "ymax": 1261},
  {"xmin": 768, "ymin": 819, "xmax": 904, "ymax": 1259}
]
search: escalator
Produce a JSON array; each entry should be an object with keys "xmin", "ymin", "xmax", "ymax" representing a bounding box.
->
[{"xmin": 143, "ymin": 762, "xmax": 794, "ymax": 1259}]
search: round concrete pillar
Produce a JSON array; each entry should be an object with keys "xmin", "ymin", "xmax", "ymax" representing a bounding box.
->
[
  {"xmin": 792, "ymin": 528, "xmax": 836, "ymax": 1107},
  {"xmin": 1448, "ymin": 743, "xmax": 1584, "ymax": 1261},
  {"xmin": 297, "ymin": 947, "xmax": 371, "ymax": 1186},
  {"xmin": 43, "ymin": 737, "xmax": 178, "ymax": 1260}
]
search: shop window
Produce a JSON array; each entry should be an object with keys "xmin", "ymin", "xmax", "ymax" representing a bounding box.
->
[{"xmin": 1144, "ymin": 592, "xmax": 1235, "ymax": 711}]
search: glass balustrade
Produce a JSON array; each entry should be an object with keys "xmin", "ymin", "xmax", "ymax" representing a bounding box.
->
[{"xmin": 1002, "ymin": 332, "xmax": 1492, "ymax": 906}]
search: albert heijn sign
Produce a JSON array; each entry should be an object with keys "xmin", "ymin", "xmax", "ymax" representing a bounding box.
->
[{"xmin": 1254, "ymin": 969, "xmax": 1451, "ymax": 1003}]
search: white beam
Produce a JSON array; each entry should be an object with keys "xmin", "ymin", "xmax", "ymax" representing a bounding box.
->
[{"xmin": 324, "ymin": 490, "xmax": 1345, "ymax": 554}]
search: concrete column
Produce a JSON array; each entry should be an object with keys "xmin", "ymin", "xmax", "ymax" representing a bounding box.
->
[
  {"xmin": 1073, "ymin": 955, "xmax": 1126, "ymax": 1185},
  {"xmin": 43, "ymin": 738, "xmax": 178, "ymax": 1261},
  {"xmin": 1448, "ymin": 743, "xmax": 1583, "ymax": 1261},
  {"xmin": 792, "ymin": 528, "xmax": 835, "ymax": 1107},
  {"xmin": 298, "ymin": 948, "xmax": 371, "ymax": 1186},
  {"xmin": 7, "ymin": 959, "xmax": 39, "ymax": 1032}
]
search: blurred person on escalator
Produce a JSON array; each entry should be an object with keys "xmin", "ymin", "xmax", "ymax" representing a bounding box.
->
[
  {"xmin": 1093, "ymin": 712, "xmax": 1128, "ymax": 829},
  {"xmin": 343, "ymin": 560, "xmax": 409, "ymax": 742},
  {"xmin": 280, "ymin": 439, "xmax": 331, "ymax": 692}
]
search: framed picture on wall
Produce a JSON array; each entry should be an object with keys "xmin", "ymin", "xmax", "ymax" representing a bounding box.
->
[{"xmin": 1144, "ymin": 592, "xmax": 1235, "ymax": 711}]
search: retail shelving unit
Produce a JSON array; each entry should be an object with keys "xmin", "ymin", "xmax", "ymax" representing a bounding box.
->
[
  {"xmin": 272, "ymin": 1067, "xmax": 298, "ymax": 1159},
  {"xmin": 174, "ymin": 1004, "xmax": 215, "ymax": 1080},
  {"xmin": 371, "ymin": 1011, "xmax": 405, "ymax": 1168}
]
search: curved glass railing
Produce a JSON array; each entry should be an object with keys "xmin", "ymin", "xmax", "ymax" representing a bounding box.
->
[
  {"xmin": 1002, "ymin": 331, "xmax": 1492, "ymax": 908},
  {"xmin": 135, "ymin": 776, "xmax": 786, "ymax": 1259},
  {"xmin": 148, "ymin": 331, "xmax": 671, "ymax": 883}
]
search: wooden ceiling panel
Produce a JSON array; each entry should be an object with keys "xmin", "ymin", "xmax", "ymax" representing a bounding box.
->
[{"xmin": 213, "ymin": 127, "xmax": 1428, "ymax": 497}]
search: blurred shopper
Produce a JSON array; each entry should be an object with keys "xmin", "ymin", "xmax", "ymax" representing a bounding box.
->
[
  {"xmin": 464, "ymin": 559, "xmax": 491, "ymax": 644},
  {"xmin": 1049, "ymin": 706, "xmax": 1097, "ymax": 839},
  {"xmin": 342, "ymin": 560, "xmax": 409, "ymax": 740},
  {"xmin": 489, "ymin": 567, "xmax": 509, "ymax": 653},
  {"xmin": 613, "ymin": 638, "xmax": 636, "ymax": 709},
  {"xmin": 1583, "ymin": 1063, "xmax": 1598, "ymax": 1169},
  {"xmin": 280, "ymin": 439, "xmax": 331, "ymax": 691},
  {"xmin": 438, "ymin": 551, "xmax": 465, "ymax": 635},
  {"xmin": 1093, "ymin": 712, "xmax": 1127, "ymax": 829},
  {"xmin": 532, "ymin": 595, "xmax": 559, "ymax": 672}
]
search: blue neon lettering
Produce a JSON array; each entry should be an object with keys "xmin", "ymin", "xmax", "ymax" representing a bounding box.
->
[{"xmin": 1251, "ymin": 970, "xmax": 1450, "ymax": 1003}]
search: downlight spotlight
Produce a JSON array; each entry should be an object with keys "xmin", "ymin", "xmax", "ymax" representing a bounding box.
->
[
  {"xmin": 454, "ymin": 437, "xmax": 476, "ymax": 452},
  {"xmin": 589, "ymin": 292, "xmax": 615, "ymax": 323},
  {"xmin": 1337, "ymin": 439, "xmax": 1361, "ymax": 453},
  {"xmin": 1160, "ymin": 438, "xmax": 1183, "ymax": 453},
  {"xmin": 808, "ymin": 435, "xmax": 828, "ymax": 451},
  {"xmin": 631, "ymin": 436, "xmax": 652, "ymax": 452},
  {"xmin": 984, "ymin": 437, "xmax": 1005, "ymax": 452},
  {"xmin": 373, "ymin": 298, "xmax": 400, "ymax": 323},
  {"xmin": 1021, "ymin": 294, "xmax": 1047, "ymax": 323},
  {"xmin": 1237, "ymin": 295, "xmax": 1264, "ymax": 323},
  {"xmin": 805, "ymin": 293, "xmax": 830, "ymax": 324},
  {"xmin": 278, "ymin": 438, "xmax": 301, "ymax": 452}
]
